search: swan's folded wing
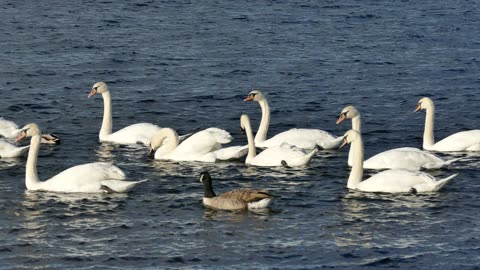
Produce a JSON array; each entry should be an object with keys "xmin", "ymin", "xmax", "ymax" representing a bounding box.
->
[
  {"xmin": 214, "ymin": 145, "xmax": 248, "ymax": 160},
  {"xmin": 357, "ymin": 169, "xmax": 437, "ymax": 193},
  {"xmin": 434, "ymin": 130, "xmax": 480, "ymax": 151},
  {"xmin": 47, "ymin": 162, "xmax": 126, "ymax": 184},
  {"xmin": 100, "ymin": 179, "xmax": 147, "ymax": 193},
  {"xmin": 175, "ymin": 128, "xmax": 232, "ymax": 155},
  {"xmin": 106, "ymin": 123, "xmax": 162, "ymax": 145},
  {"xmin": 264, "ymin": 128, "xmax": 338, "ymax": 149}
]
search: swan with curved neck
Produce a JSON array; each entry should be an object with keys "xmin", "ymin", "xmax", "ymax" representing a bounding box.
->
[
  {"xmin": 240, "ymin": 114, "xmax": 317, "ymax": 167},
  {"xmin": 149, "ymin": 127, "xmax": 247, "ymax": 162},
  {"xmin": 0, "ymin": 117, "xmax": 60, "ymax": 144},
  {"xmin": 16, "ymin": 123, "xmax": 146, "ymax": 193},
  {"xmin": 244, "ymin": 90, "xmax": 342, "ymax": 150},
  {"xmin": 415, "ymin": 97, "xmax": 480, "ymax": 151},
  {"xmin": 340, "ymin": 129, "xmax": 457, "ymax": 193},
  {"xmin": 336, "ymin": 105, "xmax": 458, "ymax": 170},
  {"xmin": 88, "ymin": 82, "xmax": 162, "ymax": 146}
]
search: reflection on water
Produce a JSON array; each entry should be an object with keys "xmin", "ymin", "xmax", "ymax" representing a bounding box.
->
[{"xmin": 335, "ymin": 191, "xmax": 443, "ymax": 249}]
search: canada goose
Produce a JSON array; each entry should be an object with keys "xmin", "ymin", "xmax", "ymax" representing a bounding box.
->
[{"xmin": 199, "ymin": 171, "xmax": 273, "ymax": 210}]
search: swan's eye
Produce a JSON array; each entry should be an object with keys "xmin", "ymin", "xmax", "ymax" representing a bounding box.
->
[{"xmin": 93, "ymin": 86, "xmax": 98, "ymax": 90}]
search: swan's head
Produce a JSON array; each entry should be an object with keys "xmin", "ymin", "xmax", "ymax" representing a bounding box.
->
[
  {"xmin": 414, "ymin": 97, "xmax": 434, "ymax": 112},
  {"xmin": 15, "ymin": 123, "xmax": 41, "ymax": 142},
  {"xmin": 240, "ymin": 114, "xmax": 251, "ymax": 133},
  {"xmin": 336, "ymin": 105, "xmax": 360, "ymax": 124},
  {"xmin": 88, "ymin": 82, "xmax": 109, "ymax": 98},
  {"xmin": 244, "ymin": 90, "xmax": 265, "ymax": 102},
  {"xmin": 340, "ymin": 129, "xmax": 361, "ymax": 149},
  {"xmin": 148, "ymin": 128, "xmax": 178, "ymax": 158}
]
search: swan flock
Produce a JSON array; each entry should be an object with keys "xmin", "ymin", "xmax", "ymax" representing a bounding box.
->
[{"xmin": 7, "ymin": 82, "xmax": 476, "ymax": 200}]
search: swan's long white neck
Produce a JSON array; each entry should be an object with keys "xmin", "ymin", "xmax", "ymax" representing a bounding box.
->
[
  {"xmin": 423, "ymin": 104, "xmax": 435, "ymax": 150},
  {"xmin": 351, "ymin": 115, "xmax": 361, "ymax": 133},
  {"xmin": 255, "ymin": 98, "xmax": 270, "ymax": 144},
  {"xmin": 348, "ymin": 135, "xmax": 364, "ymax": 189},
  {"xmin": 348, "ymin": 115, "xmax": 362, "ymax": 166},
  {"xmin": 25, "ymin": 134, "xmax": 41, "ymax": 190},
  {"xmin": 100, "ymin": 91, "xmax": 113, "ymax": 140},
  {"xmin": 243, "ymin": 118, "xmax": 257, "ymax": 163}
]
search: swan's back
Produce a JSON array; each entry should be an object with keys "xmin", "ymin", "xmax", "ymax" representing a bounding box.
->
[
  {"xmin": 357, "ymin": 169, "xmax": 440, "ymax": 193},
  {"xmin": 252, "ymin": 143, "xmax": 316, "ymax": 166},
  {"xmin": 175, "ymin": 128, "xmax": 232, "ymax": 155},
  {"xmin": 0, "ymin": 118, "xmax": 19, "ymax": 138},
  {"xmin": 433, "ymin": 130, "xmax": 480, "ymax": 151},
  {"xmin": 261, "ymin": 128, "xmax": 338, "ymax": 149},
  {"xmin": 364, "ymin": 147, "xmax": 445, "ymax": 170},
  {"xmin": 103, "ymin": 123, "xmax": 161, "ymax": 145},
  {"xmin": 40, "ymin": 162, "xmax": 126, "ymax": 192}
]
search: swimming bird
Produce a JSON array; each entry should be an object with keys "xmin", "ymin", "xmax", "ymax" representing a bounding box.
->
[
  {"xmin": 199, "ymin": 171, "xmax": 273, "ymax": 210},
  {"xmin": 240, "ymin": 114, "xmax": 317, "ymax": 167},
  {"xmin": 16, "ymin": 123, "xmax": 146, "ymax": 193},
  {"xmin": 244, "ymin": 90, "xmax": 342, "ymax": 150},
  {"xmin": 340, "ymin": 129, "xmax": 457, "ymax": 193},
  {"xmin": 337, "ymin": 105, "xmax": 459, "ymax": 170},
  {"xmin": 415, "ymin": 97, "xmax": 480, "ymax": 152}
]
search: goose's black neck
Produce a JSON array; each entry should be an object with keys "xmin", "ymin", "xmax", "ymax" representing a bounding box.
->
[{"xmin": 200, "ymin": 172, "xmax": 216, "ymax": 198}]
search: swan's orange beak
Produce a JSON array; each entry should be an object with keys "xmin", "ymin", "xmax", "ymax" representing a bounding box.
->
[
  {"xmin": 88, "ymin": 88, "xmax": 97, "ymax": 98},
  {"xmin": 413, "ymin": 104, "xmax": 422, "ymax": 113},
  {"xmin": 15, "ymin": 131, "xmax": 27, "ymax": 143},
  {"xmin": 339, "ymin": 137, "xmax": 348, "ymax": 149},
  {"xmin": 336, "ymin": 113, "xmax": 347, "ymax": 125},
  {"xmin": 244, "ymin": 94, "xmax": 254, "ymax": 102}
]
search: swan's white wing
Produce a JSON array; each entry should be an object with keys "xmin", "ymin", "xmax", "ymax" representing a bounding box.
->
[
  {"xmin": 174, "ymin": 128, "xmax": 232, "ymax": 155},
  {"xmin": 433, "ymin": 130, "xmax": 480, "ymax": 151},
  {"xmin": 0, "ymin": 118, "xmax": 20, "ymax": 138},
  {"xmin": 214, "ymin": 145, "xmax": 248, "ymax": 160},
  {"xmin": 364, "ymin": 147, "xmax": 446, "ymax": 170},
  {"xmin": 251, "ymin": 143, "xmax": 316, "ymax": 166},
  {"xmin": 357, "ymin": 169, "xmax": 440, "ymax": 193},
  {"xmin": 0, "ymin": 140, "xmax": 29, "ymax": 157},
  {"xmin": 40, "ymin": 162, "xmax": 126, "ymax": 193},
  {"xmin": 104, "ymin": 123, "xmax": 161, "ymax": 145},
  {"xmin": 260, "ymin": 128, "xmax": 339, "ymax": 149},
  {"xmin": 100, "ymin": 179, "xmax": 147, "ymax": 193}
]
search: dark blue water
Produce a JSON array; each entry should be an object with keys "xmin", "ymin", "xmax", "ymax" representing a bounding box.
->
[{"xmin": 1, "ymin": 1, "xmax": 479, "ymax": 269}]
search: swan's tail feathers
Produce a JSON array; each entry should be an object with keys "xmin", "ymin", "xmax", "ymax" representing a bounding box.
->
[
  {"xmin": 319, "ymin": 137, "xmax": 343, "ymax": 150},
  {"xmin": 287, "ymin": 148, "xmax": 318, "ymax": 167},
  {"xmin": 433, "ymin": 173, "xmax": 458, "ymax": 192},
  {"xmin": 101, "ymin": 179, "xmax": 147, "ymax": 193},
  {"xmin": 214, "ymin": 145, "xmax": 248, "ymax": 160},
  {"xmin": 178, "ymin": 133, "xmax": 193, "ymax": 143},
  {"xmin": 205, "ymin": 128, "xmax": 233, "ymax": 144}
]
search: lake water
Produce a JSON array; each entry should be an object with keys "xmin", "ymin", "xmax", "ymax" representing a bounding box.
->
[{"xmin": 0, "ymin": 0, "xmax": 479, "ymax": 269}]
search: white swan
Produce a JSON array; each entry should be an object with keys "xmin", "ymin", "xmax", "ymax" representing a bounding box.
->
[
  {"xmin": 340, "ymin": 129, "xmax": 457, "ymax": 193},
  {"xmin": 244, "ymin": 90, "xmax": 342, "ymax": 150},
  {"xmin": 149, "ymin": 127, "xmax": 247, "ymax": 162},
  {"xmin": 15, "ymin": 123, "xmax": 146, "ymax": 193},
  {"xmin": 241, "ymin": 114, "xmax": 317, "ymax": 167},
  {"xmin": 88, "ymin": 82, "xmax": 163, "ymax": 146},
  {"xmin": 0, "ymin": 139, "xmax": 29, "ymax": 158},
  {"xmin": 0, "ymin": 117, "xmax": 60, "ymax": 144},
  {"xmin": 415, "ymin": 97, "xmax": 480, "ymax": 151},
  {"xmin": 337, "ymin": 105, "xmax": 459, "ymax": 170}
]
